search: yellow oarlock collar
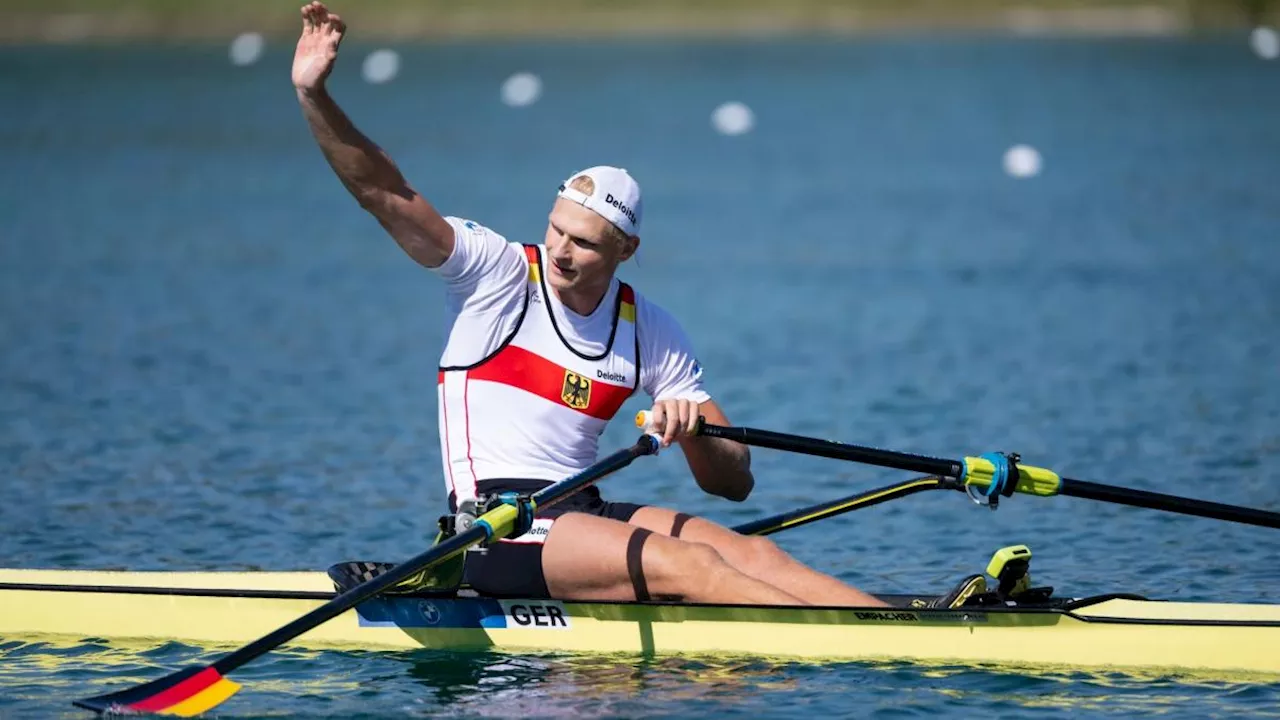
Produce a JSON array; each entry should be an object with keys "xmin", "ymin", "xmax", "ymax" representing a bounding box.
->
[{"xmin": 962, "ymin": 456, "xmax": 1062, "ymax": 497}]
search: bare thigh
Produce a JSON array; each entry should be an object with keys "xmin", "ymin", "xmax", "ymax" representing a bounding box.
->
[
  {"xmin": 627, "ymin": 506, "xmax": 888, "ymax": 607},
  {"xmin": 541, "ymin": 511, "xmax": 704, "ymax": 601},
  {"xmin": 628, "ymin": 506, "xmax": 776, "ymax": 572}
]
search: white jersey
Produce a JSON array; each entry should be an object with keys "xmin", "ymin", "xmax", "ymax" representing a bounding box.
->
[{"xmin": 435, "ymin": 217, "xmax": 709, "ymax": 507}]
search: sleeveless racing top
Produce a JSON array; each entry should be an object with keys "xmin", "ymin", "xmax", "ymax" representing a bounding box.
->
[{"xmin": 436, "ymin": 244, "xmax": 639, "ymax": 508}]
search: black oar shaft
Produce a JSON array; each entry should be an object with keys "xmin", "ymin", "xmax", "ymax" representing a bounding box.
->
[
  {"xmin": 213, "ymin": 435, "xmax": 658, "ymax": 675},
  {"xmin": 693, "ymin": 419, "xmax": 1279, "ymax": 532},
  {"xmin": 699, "ymin": 423, "xmax": 960, "ymax": 478},
  {"xmin": 1062, "ymin": 478, "xmax": 1280, "ymax": 530}
]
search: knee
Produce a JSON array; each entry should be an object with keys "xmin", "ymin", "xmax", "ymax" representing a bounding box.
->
[
  {"xmin": 663, "ymin": 541, "xmax": 725, "ymax": 576},
  {"xmin": 649, "ymin": 541, "xmax": 729, "ymax": 594},
  {"xmin": 683, "ymin": 541, "xmax": 727, "ymax": 569},
  {"xmin": 737, "ymin": 535, "xmax": 790, "ymax": 571}
]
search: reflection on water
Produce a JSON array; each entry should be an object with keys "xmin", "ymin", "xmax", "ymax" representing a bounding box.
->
[
  {"xmin": 7, "ymin": 638, "xmax": 1276, "ymax": 719},
  {"xmin": 395, "ymin": 652, "xmax": 805, "ymax": 714}
]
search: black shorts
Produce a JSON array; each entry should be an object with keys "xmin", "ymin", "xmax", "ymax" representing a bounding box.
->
[{"xmin": 457, "ymin": 479, "xmax": 645, "ymax": 599}]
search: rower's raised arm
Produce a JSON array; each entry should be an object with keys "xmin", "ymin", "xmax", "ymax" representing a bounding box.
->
[{"xmin": 292, "ymin": 2, "xmax": 454, "ymax": 269}]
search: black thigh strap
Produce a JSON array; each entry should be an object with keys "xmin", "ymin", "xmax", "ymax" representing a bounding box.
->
[
  {"xmin": 626, "ymin": 528, "xmax": 654, "ymax": 602},
  {"xmin": 670, "ymin": 512, "xmax": 694, "ymax": 539}
]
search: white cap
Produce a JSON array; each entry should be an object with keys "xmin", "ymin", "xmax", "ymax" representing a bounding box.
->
[{"xmin": 556, "ymin": 165, "xmax": 642, "ymax": 237}]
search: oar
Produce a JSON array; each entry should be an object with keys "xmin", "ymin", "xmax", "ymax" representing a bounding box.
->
[
  {"xmin": 638, "ymin": 412, "xmax": 1280, "ymax": 530},
  {"xmin": 74, "ymin": 434, "xmax": 662, "ymax": 717}
]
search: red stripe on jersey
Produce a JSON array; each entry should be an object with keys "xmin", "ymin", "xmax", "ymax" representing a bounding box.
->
[{"xmin": 466, "ymin": 345, "xmax": 632, "ymax": 421}]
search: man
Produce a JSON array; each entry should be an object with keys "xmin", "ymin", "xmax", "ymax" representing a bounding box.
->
[{"xmin": 291, "ymin": 2, "xmax": 895, "ymax": 607}]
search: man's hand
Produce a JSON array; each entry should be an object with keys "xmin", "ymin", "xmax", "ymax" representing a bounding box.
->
[
  {"xmin": 645, "ymin": 398, "xmax": 701, "ymax": 448},
  {"xmin": 293, "ymin": 2, "xmax": 345, "ymax": 92}
]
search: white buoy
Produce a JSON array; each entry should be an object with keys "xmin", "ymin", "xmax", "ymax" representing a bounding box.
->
[
  {"xmin": 711, "ymin": 101, "xmax": 754, "ymax": 136},
  {"xmin": 362, "ymin": 49, "xmax": 401, "ymax": 84},
  {"xmin": 228, "ymin": 32, "xmax": 265, "ymax": 67},
  {"xmin": 1250, "ymin": 26, "xmax": 1279, "ymax": 60},
  {"xmin": 500, "ymin": 72, "xmax": 543, "ymax": 107},
  {"xmin": 1003, "ymin": 144, "xmax": 1043, "ymax": 179}
]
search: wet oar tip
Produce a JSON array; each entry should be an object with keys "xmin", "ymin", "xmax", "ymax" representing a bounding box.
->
[{"xmin": 74, "ymin": 666, "xmax": 241, "ymax": 717}]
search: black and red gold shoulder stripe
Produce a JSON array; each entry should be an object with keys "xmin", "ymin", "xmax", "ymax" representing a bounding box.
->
[
  {"xmin": 619, "ymin": 283, "xmax": 636, "ymax": 322},
  {"xmin": 521, "ymin": 244, "xmax": 637, "ymax": 324}
]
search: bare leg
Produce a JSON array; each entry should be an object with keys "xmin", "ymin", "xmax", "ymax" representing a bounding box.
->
[
  {"xmin": 629, "ymin": 507, "xmax": 888, "ymax": 607},
  {"xmin": 541, "ymin": 512, "xmax": 808, "ymax": 605}
]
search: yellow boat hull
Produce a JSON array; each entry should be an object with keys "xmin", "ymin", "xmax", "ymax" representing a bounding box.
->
[{"xmin": 2, "ymin": 569, "xmax": 1278, "ymax": 676}]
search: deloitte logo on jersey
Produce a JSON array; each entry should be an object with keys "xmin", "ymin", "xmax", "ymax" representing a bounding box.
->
[{"xmin": 596, "ymin": 369, "xmax": 627, "ymax": 383}]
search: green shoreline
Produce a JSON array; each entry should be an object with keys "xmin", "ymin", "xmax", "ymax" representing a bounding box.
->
[{"xmin": 4, "ymin": 0, "xmax": 1277, "ymax": 43}]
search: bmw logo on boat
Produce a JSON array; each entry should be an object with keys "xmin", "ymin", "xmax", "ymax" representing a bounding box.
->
[{"xmin": 417, "ymin": 601, "xmax": 442, "ymax": 626}]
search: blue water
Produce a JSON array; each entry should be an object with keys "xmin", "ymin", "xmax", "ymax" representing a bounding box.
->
[{"xmin": 2, "ymin": 36, "xmax": 1279, "ymax": 718}]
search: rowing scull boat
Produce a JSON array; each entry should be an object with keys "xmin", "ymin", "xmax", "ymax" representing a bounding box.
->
[
  {"xmin": 10, "ymin": 424, "xmax": 1279, "ymax": 716},
  {"xmin": 2, "ymin": 568, "xmax": 1278, "ymax": 675}
]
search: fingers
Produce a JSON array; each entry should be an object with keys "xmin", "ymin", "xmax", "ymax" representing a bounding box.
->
[
  {"xmin": 646, "ymin": 404, "xmax": 667, "ymax": 445},
  {"xmin": 663, "ymin": 403, "xmax": 679, "ymax": 447},
  {"xmin": 683, "ymin": 401, "xmax": 699, "ymax": 436},
  {"xmin": 673, "ymin": 400, "xmax": 692, "ymax": 442},
  {"xmin": 648, "ymin": 400, "xmax": 700, "ymax": 447},
  {"xmin": 301, "ymin": 3, "xmax": 343, "ymax": 34},
  {"xmin": 302, "ymin": 2, "xmax": 323, "ymax": 29}
]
